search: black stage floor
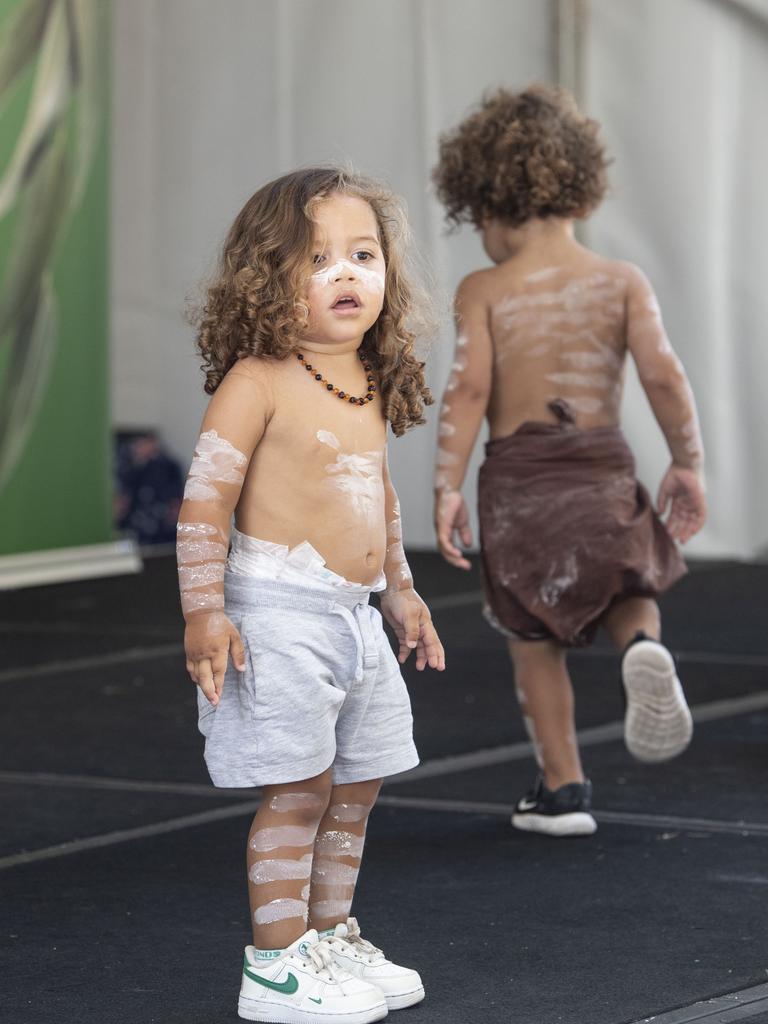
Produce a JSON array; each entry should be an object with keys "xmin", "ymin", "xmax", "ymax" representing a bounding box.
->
[{"xmin": 1, "ymin": 553, "xmax": 768, "ymax": 1024}]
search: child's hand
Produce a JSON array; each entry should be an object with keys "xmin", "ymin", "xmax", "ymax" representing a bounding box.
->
[
  {"xmin": 380, "ymin": 588, "xmax": 446, "ymax": 671},
  {"xmin": 657, "ymin": 464, "xmax": 707, "ymax": 543},
  {"xmin": 184, "ymin": 612, "xmax": 246, "ymax": 706},
  {"xmin": 435, "ymin": 489, "xmax": 473, "ymax": 570}
]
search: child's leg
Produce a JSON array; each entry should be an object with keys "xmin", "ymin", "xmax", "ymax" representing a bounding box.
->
[
  {"xmin": 308, "ymin": 777, "xmax": 382, "ymax": 933},
  {"xmin": 508, "ymin": 638, "xmax": 584, "ymax": 790},
  {"xmin": 247, "ymin": 768, "xmax": 333, "ymax": 950},
  {"xmin": 602, "ymin": 596, "xmax": 661, "ymax": 650}
]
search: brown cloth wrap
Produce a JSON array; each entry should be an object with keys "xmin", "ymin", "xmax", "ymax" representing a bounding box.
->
[{"xmin": 478, "ymin": 402, "xmax": 686, "ymax": 647}]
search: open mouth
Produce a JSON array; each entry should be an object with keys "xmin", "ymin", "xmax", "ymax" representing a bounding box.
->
[{"xmin": 332, "ymin": 294, "xmax": 360, "ymax": 310}]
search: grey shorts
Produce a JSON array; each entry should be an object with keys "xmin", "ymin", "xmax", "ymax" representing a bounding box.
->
[{"xmin": 198, "ymin": 570, "xmax": 419, "ymax": 787}]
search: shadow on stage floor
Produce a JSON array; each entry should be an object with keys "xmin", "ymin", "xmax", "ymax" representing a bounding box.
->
[{"xmin": 1, "ymin": 553, "xmax": 767, "ymax": 1024}]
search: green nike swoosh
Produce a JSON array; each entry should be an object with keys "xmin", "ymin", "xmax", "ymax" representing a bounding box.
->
[
  {"xmin": 243, "ymin": 966, "xmax": 299, "ymax": 995},
  {"xmin": 309, "ymin": 996, "xmax": 323, "ymax": 1004}
]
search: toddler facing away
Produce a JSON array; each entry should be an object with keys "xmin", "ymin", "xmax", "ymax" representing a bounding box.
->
[{"xmin": 432, "ymin": 86, "xmax": 706, "ymax": 836}]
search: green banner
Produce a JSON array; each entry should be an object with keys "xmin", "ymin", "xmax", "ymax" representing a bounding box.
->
[{"xmin": 0, "ymin": 0, "xmax": 111, "ymax": 555}]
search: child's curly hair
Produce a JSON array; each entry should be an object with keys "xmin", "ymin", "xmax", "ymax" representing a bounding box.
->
[
  {"xmin": 192, "ymin": 167, "xmax": 433, "ymax": 436},
  {"xmin": 432, "ymin": 85, "xmax": 610, "ymax": 229}
]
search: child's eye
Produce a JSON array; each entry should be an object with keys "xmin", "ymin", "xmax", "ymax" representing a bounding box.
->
[
  {"xmin": 353, "ymin": 250, "xmax": 375, "ymax": 262},
  {"xmin": 312, "ymin": 254, "xmax": 326, "ymax": 266}
]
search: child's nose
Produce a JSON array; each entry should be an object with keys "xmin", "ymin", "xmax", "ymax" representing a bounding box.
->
[{"xmin": 333, "ymin": 260, "xmax": 357, "ymax": 281}]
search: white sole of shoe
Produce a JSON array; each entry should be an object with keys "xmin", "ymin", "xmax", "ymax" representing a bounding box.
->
[
  {"xmin": 622, "ymin": 640, "xmax": 693, "ymax": 763},
  {"xmin": 385, "ymin": 984, "xmax": 425, "ymax": 1011},
  {"xmin": 238, "ymin": 994, "xmax": 388, "ymax": 1024},
  {"xmin": 511, "ymin": 811, "xmax": 597, "ymax": 836}
]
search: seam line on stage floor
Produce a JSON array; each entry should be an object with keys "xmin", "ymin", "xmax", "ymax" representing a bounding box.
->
[
  {"xmin": 389, "ymin": 689, "xmax": 768, "ymax": 782},
  {"xmin": 2, "ymin": 792, "xmax": 767, "ymax": 873},
  {"xmin": 626, "ymin": 981, "xmax": 768, "ymax": 1023},
  {"xmin": 1, "ymin": 685, "xmax": 767, "ymax": 800},
  {"xmin": 1, "ymin": 680, "xmax": 767, "ymax": 802}
]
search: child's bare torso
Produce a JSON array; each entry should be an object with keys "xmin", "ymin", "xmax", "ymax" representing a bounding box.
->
[
  {"xmin": 477, "ymin": 249, "xmax": 634, "ymax": 438},
  {"xmin": 234, "ymin": 357, "xmax": 388, "ymax": 586}
]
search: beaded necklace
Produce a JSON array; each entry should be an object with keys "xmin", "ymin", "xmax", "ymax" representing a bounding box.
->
[{"xmin": 296, "ymin": 351, "xmax": 376, "ymax": 407}]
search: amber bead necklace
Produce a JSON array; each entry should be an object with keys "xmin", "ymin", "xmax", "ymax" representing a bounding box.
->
[{"xmin": 296, "ymin": 350, "xmax": 376, "ymax": 407}]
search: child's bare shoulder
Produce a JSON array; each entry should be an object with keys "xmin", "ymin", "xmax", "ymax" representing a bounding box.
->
[
  {"xmin": 455, "ymin": 267, "xmax": 498, "ymax": 307},
  {"xmin": 227, "ymin": 354, "xmax": 278, "ymax": 386},
  {"xmin": 215, "ymin": 355, "xmax": 277, "ymax": 417},
  {"xmin": 604, "ymin": 258, "xmax": 652, "ymax": 293}
]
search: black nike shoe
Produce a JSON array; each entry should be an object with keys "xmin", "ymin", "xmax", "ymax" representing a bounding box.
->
[{"xmin": 511, "ymin": 777, "xmax": 597, "ymax": 837}]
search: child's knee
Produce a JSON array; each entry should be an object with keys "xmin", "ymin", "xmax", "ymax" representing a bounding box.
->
[
  {"xmin": 264, "ymin": 773, "xmax": 334, "ymax": 825},
  {"xmin": 330, "ymin": 778, "xmax": 382, "ymax": 817}
]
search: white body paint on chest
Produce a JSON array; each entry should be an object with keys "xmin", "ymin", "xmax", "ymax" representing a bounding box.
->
[{"xmin": 317, "ymin": 431, "xmax": 384, "ymax": 519}]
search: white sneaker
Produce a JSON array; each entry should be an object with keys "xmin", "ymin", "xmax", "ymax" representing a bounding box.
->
[
  {"xmin": 324, "ymin": 918, "xmax": 425, "ymax": 1011},
  {"xmin": 238, "ymin": 928, "xmax": 388, "ymax": 1023},
  {"xmin": 622, "ymin": 637, "xmax": 693, "ymax": 763}
]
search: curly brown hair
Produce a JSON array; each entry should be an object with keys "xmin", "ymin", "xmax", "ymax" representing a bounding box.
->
[
  {"xmin": 192, "ymin": 167, "xmax": 433, "ymax": 436},
  {"xmin": 432, "ymin": 85, "xmax": 610, "ymax": 229}
]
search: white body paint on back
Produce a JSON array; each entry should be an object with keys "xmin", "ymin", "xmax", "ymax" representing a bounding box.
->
[{"xmin": 491, "ymin": 274, "xmax": 626, "ymax": 380}]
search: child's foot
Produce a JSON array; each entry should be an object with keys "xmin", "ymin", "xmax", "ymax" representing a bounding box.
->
[
  {"xmin": 511, "ymin": 777, "xmax": 597, "ymax": 836},
  {"xmin": 621, "ymin": 633, "xmax": 693, "ymax": 762},
  {"xmin": 238, "ymin": 929, "xmax": 388, "ymax": 1024},
  {"xmin": 324, "ymin": 918, "xmax": 425, "ymax": 1011}
]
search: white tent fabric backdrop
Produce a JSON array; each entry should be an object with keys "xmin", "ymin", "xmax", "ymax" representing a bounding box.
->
[{"xmin": 112, "ymin": 0, "xmax": 767, "ymax": 559}]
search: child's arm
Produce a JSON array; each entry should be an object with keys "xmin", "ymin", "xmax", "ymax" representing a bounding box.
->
[
  {"xmin": 379, "ymin": 452, "xmax": 445, "ymax": 672},
  {"xmin": 625, "ymin": 265, "xmax": 706, "ymax": 543},
  {"xmin": 433, "ymin": 273, "xmax": 493, "ymax": 569},
  {"xmin": 177, "ymin": 363, "xmax": 272, "ymax": 705}
]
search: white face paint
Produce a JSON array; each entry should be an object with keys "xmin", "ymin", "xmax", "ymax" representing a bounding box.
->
[
  {"xmin": 249, "ymin": 825, "xmax": 316, "ymax": 852},
  {"xmin": 269, "ymin": 793, "xmax": 326, "ymax": 814},
  {"xmin": 183, "ymin": 430, "xmax": 248, "ymax": 503},
  {"xmin": 254, "ymin": 898, "xmax": 308, "ymax": 926},
  {"xmin": 311, "ymin": 258, "xmax": 385, "ymax": 294},
  {"xmin": 249, "ymin": 855, "xmax": 313, "ymax": 885},
  {"xmin": 316, "ymin": 431, "xmax": 384, "ymax": 520},
  {"xmin": 439, "ymin": 420, "xmax": 456, "ymax": 437},
  {"xmin": 314, "ymin": 830, "xmax": 365, "ymax": 859}
]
